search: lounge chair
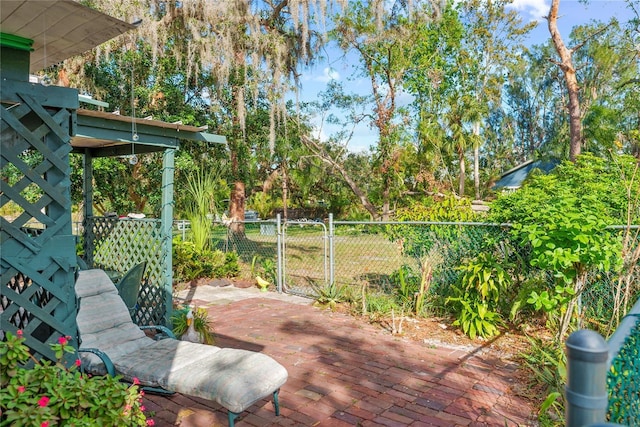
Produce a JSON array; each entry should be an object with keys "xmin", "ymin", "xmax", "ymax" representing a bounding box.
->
[
  {"xmin": 75, "ymin": 269, "xmax": 288, "ymax": 426},
  {"xmin": 114, "ymin": 261, "xmax": 146, "ymax": 317}
]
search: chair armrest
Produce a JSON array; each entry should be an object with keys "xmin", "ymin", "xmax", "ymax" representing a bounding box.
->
[
  {"xmin": 78, "ymin": 348, "xmax": 116, "ymax": 376},
  {"xmin": 139, "ymin": 325, "xmax": 176, "ymax": 340}
]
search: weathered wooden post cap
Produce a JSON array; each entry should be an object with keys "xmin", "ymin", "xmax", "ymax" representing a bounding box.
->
[{"xmin": 565, "ymin": 329, "xmax": 610, "ymax": 427}]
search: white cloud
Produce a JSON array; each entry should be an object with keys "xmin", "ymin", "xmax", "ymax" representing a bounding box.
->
[{"xmin": 508, "ymin": 0, "xmax": 550, "ymax": 22}]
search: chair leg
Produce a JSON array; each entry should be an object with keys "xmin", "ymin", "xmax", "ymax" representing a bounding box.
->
[
  {"xmin": 273, "ymin": 389, "xmax": 281, "ymax": 416},
  {"xmin": 228, "ymin": 410, "xmax": 240, "ymax": 427},
  {"xmin": 228, "ymin": 390, "xmax": 280, "ymax": 426}
]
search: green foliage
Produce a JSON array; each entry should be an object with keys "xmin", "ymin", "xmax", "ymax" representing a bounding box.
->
[
  {"xmin": 519, "ymin": 338, "xmax": 566, "ymax": 425},
  {"xmin": 386, "ymin": 194, "xmax": 476, "ymax": 259},
  {"xmin": 172, "ymin": 238, "xmax": 239, "ymax": 282},
  {"xmin": 491, "ymin": 153, "xmax": 639, "ymax": 225},
  {"xmin": 251, "ymin": 256, "xmax": 277, "ymax": 286},
  {"xmin": 312, "ymin": 281, "xmax": 348, "ymax": 310},
  {"xmin": 448, "ymin": 295, "xmax": 502, "ymax": 340},
  {"xmin": 171, "ymin": 306, "xmax": 215, "ymax": 345},
  {"xmin": 216, "ymin": 252, "xmax": 240, "ymax": 278},
  {"xmin": 0, "ymin": 332, "xmax": 149, "ymax": 426},
  {"xmin": 491, "ymin": 153, "xmax": 626, "ymax": 340},
  {"xmin": 362, "ymin": 292, "xmax": 400, "ymax": 319},
  {"xmin": 387, "ymin": 258, "xmax": 440, "ymax": 317},
  {"xmin": 188, "ymin": 215, "xmax": 213, "ymax": 253},
  {"xmin": 446, "ymin": 253, "xmax": 510, "ymax": 339},
  {"xmin": 527, "ymin": 286, "xmax": 574, "ymax": 313},
  {"xmin": 517, "ymin": 199, "xmax": 621, "ymax": 284},
  {"xmin": 89, "ymin": 154, "xmax": 163, "ymax": 216},
  {"xmin": 185, "ymin": 168, "xmax": 225, "ymax": 252},
  {"xmin": 249, "ymin": 192, "xmax": 275, "ymax": 220},
  {"xmin": 391, "ymin": 265, "xmax": 421, "ymax": 310},
  {"xmin": 1, "ymin": 150, "xmax": 45, "ymax": 205}
]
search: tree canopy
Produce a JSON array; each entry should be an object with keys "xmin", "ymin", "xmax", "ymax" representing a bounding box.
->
[{"xmin": 46, "ymin": 0, "xmax": 640, "ymax": 220}]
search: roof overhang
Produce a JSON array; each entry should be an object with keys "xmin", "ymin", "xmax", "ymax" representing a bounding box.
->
[
  {"xmin": 73, "ymin": 109, "xmax": 227, "ymax": 157},
  {"xmin": 0, "ymin": 0, "xmax": 134, "ymax": 72}
]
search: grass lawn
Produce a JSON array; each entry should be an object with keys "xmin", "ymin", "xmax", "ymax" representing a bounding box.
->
[{"xmin": 205, "ymin": 223, "xmax": 416, "ymax": 295}]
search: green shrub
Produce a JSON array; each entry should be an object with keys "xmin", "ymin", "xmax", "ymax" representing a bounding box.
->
[
  {"xmin": 0, "ymin": 331, "xmax": 151, "ymax": 426},
  {"xmin": 173, "ymin": 237, "xmax": 239, "ymax": 282},
  {"xmin": 490, "ymin": 154, "xmax": 633, "ymax": 340},
  {"xmin": 390, "ymin": 265, "xmax": 421, "ymax": 310},
  {"xmin": 213, "ymin": 252, "xmax": 240, "ymax": 278},
  {"xmin": 312, "ymin": 281, "xmax": 349, "ymax": 310},
  {"xmin": 519, "ymin": 337, "xmax": 566, "ymax": 425},
  {"xmin": 446, "ymin": 252, "xmax": 510, "ymax": 339},
  {"xmin": 363, "ymin": 292, "xmax": 399, "ymax": 319},
  {"xmin": 385, "ymin": 194, "xmax": 476, "ymax": 260}
]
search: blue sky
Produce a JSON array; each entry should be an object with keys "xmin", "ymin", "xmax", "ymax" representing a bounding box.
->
[{"xmin": 296, "ymin": 0, "xmax": 634, "ymax": 152}]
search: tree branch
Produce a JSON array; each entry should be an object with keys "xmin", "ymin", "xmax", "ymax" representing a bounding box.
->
[
  {"xmin": 300, "ymin": 135, "xmax": 380, "ymax": 219},
  {"xmin": 617, "ymin": 78, "xmax": 640, "ymax": 90},
  {"xmin": 570, "ymin": 22, "xmax": 615, "ymax": 54}
]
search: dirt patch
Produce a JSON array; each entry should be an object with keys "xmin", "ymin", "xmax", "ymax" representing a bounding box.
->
[{"xmin": 174, "ymin": 277, "xmax": 256, "ymax": 291}]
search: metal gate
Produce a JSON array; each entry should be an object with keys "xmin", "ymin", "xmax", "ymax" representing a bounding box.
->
[
  {"xmin": 281, "ymin": 219, "xmax": 329, "ymax": 297},
  {"xmin": 1, "ymin": 81, "xmax": 79, "ymax": 361}
]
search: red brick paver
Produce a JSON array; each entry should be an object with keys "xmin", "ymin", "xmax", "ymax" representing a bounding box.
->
[{"xmin": 143, "ymin": 297, "xmax": 537, "ymax": 426}]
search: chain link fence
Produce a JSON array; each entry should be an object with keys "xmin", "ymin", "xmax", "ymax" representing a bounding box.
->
[{"xmin": 175, "ymin": 217, "xmax": 639, "ymax": 331}]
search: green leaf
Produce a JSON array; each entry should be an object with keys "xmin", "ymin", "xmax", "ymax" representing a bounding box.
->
[{"xmin": 539, "ymin": 392, "xmax": 562, "ymax": 414}]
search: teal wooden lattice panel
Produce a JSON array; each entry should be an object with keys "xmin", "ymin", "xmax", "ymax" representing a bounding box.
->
[
  {"xmin": 1, "ymin": 86, "xmax": 78, "ymax": 361},
  {"xmin": 85, "ymin": 217, "xmax": 168, "ymax": 325}
]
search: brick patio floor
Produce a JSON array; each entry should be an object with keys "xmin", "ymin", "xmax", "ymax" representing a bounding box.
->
[{"xmin": 143, "ymin": 286, "xmax": 538, "ymax": 426}]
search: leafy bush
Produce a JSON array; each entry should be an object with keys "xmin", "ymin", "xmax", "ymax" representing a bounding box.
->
[
  {"xmin": 446, "ymin": 252, "xmax": 510, "ymax": 339},
  {"xmin": 363, "ymin": 292, "xmax": 399, "ymax": 319},
  {"xmin": 491, "ymin": 154, "xmax": 626, "ymax": 341},
  {"xmin": 173, "ymin": 237, "xmax": 239, "ymax": 282},
  {"xmin": 251, "ymin": 256, "xmax": 277, "ymax": 285},
  {"xmin": 519, "ymin": 337, "xmax": 566, "ymax": 425},
  {"xmin": 249, "ymin": 191, "xmax": 275, "ymax": 219},
  {"xmin": 213, "ymin": 252, "xmax": 240, "ymax": 278},
  {"xmin": 390, "ymin": 265, "xmax": 421, "ymax": 310},
  {"xmin": 0, "ymin": 331, "xmax": 151, "ymax": 426},
  {"xmin": 385, "ymin": 194, "xmax": 476, "ymax": 260}
]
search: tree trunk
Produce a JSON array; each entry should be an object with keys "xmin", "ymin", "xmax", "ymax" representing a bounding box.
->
[
  {"xmin": 382, "ymin": 185, "xmax": 391, "ymax": 221},
  {"xmin": 228, "ymin": 144, "xmax": 245, "ymax": 236},
  {"xmin": 473, "ymin": 122, "xmax": 480, "ymax": 200},
  {"xmin": 458, "ymin": 146, "xmax": 466, "ymax": 196},
  {"xmin": 548, "ymin": 0, "xmax": 582, "ymax": 162},
  {"xmin": 281, "ymin": 164, "xmax": 288, "ymax": 221},
  {"xmin": 229, "ymin": 181, "xmax": 246, "ymax": 235}
]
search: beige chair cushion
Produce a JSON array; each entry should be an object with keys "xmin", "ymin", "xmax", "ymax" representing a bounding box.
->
[{"xmin": 75, "ymin": 269, "xmax": 288, "ymax": 413}]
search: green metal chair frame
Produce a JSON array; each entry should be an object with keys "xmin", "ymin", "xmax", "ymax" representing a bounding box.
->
[
  {"xmin": 115, "ymin": 262, "xmax": 146, "ymax": 317},
  {"xmin": 75, "ymin": 269, "xmax": 287, "ymax": 427}
]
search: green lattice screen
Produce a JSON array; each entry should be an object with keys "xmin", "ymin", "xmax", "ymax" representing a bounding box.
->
[
  {"xmin": 607, "ymin": 318, "xmax": 640, "ymax": 424},
  {"xmin": 84, "ymin": 217, "xmax": 168, "ymax": 325},
  {"xmin": 1, "ymin": 83, "xmax": 78, "ymax": 361}
]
